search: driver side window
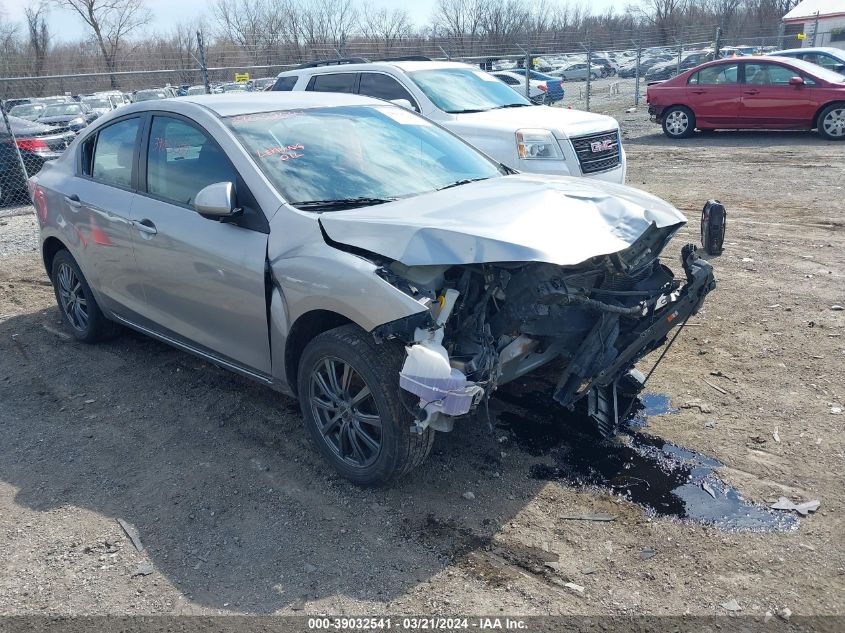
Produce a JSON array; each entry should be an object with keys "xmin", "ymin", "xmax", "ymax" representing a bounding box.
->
[{"xmin": 146, "ymin": 116, "xmax": 237, "ymax": 207}]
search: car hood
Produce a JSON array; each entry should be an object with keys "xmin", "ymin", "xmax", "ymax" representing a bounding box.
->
[
  {"xmin": 319, "ymin": 174, "xmax": 686, "ymax": 267},
  {"xmin": 449, "ymin": 106, "xmax": 619, "ymax": 139}
]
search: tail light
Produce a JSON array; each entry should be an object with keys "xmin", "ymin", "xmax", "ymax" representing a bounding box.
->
[
  {"xmin": 538, "ymin": 83, "xmax": 548, "ymax": 92},
  {"xmin": 16, "ymin": 138, "xmax": 50, "ymax": 153}
]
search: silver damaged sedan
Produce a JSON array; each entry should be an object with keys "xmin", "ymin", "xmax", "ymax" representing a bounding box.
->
[{"xmin": 31, "ymin": 93, "xmax": 716, "ymax": 485}]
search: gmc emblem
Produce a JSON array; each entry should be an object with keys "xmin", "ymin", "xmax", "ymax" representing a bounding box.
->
[{"xmin": 590, "ymin": 139, "xmax": 614, "ymax": 153}]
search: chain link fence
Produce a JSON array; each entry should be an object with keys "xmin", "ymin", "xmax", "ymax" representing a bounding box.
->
[{"xmin": 0, "ymin": 24, "xmax": 823, "ymax": 210}]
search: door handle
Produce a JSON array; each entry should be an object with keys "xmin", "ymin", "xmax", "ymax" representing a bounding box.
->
[
  {"xmin": 64, "ymin": 194, "xmax": 81, "ymax": 208},
  {"xmin": 133, "ymin": 219, "xmax": 157, "ymax": 235},
  {"xmin": 691, "ymin": 89, "xmax": 706, "ymax": 94}
]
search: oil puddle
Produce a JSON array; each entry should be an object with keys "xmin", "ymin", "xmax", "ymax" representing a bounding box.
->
[{"xmin": 492, "ymin": 374, "xmax": 797, "ymax": 532}]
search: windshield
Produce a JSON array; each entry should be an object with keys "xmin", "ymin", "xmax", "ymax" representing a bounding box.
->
[
  {"xmin": 135, "ymin": 91, "xmax": 166, "ymax": 101},
  {"xmin": 226, "ymin": 105, "xmax": 502, "ymax": 208},
  {"xmin": 769, "ymin": 56, "xmax": 845, "ymax": 82},
  {"xmin": 409, "ymin": 68, "xmax": 532, "ymax": 113},
  {"xmin": 42, "ymin": 104, "xmax": 82, "ymax": 117},
  {"xmin": 9, "ymin": 104, "xmax": 43, "ymax": 117},
  {"xmin": 82, "ymin": 98, "xmax": 110, "ymax": 109}
]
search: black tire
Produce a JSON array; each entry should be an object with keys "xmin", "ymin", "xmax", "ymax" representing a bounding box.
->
[
  {"xmin": 661, "ymin": 105, "xmax": 696, "ymax": 139},
  {"xmin": 51, "ymin": 250, "xmax": 119, "ymax": 343},
  {"xmin": 817, "ymin": 103, "xmax": 845, "ymax": 141},
  {"xmin": 297, "ymin": 324, "xmax": 435, "ymax": 486}
]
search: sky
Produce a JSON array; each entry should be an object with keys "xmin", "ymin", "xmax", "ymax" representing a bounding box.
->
[{"xmin": 2, "ymin": 0, "xmax": 623, "ymax": 42}]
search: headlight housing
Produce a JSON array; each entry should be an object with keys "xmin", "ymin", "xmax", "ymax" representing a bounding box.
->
[
  {"xmin": 69, "ymin": 117, "xmax": 84, "ymax": 126},
  {"xmin": 516, "ymin": 129, "xmax": 563, "ymax": 160}
]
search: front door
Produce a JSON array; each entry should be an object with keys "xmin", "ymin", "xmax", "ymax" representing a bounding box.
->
[
  {"xmin": 129, "ymin": 114, "xmax": 271, "ymax": 375},
  {"xmin": 740, "ymin": 62, "xmax": 817, "ymax": 128},
  {"xmin": 686, "ymin": 63, "xmax": 741, "ymax": 127}
]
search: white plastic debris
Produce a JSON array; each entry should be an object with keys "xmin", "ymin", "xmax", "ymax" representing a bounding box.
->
[
  {"xmin": 564, "ymin": 582, "xmax": 585, "ymax": 595},
  {"xmin": 771, "ymin": 497, "xmax": 821, "ymax": 516}
]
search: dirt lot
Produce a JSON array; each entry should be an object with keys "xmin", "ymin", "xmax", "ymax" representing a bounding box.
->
[{"xmin": 1, "ymin": 103, "xmax": 844, "ymax": 618}]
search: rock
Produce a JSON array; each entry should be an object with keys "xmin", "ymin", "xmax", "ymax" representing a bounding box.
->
[
  {"xmin": 831, "ymin": 406, "xmax": 842, "ymax": 415},
  {"xmin": 701, "ymin": 482, "xmax": 716, "ymax": 499},
  {"xmin": 704, "ymin": 420, "xmax": 716, "ymax": 429},
  {"xmin": 741, "ymin": 257, "xmax": 754, "ymax": 263},
  {"xmin": 116, "ymin": 519, "xmax": 144, "ymax": 553},
  {"xmin": 778, "ymin": 607, "xmax": 792, "ymax": 621},
  {"xmin": 303, "ymin": 563, "xmax": 318, "ymax": 573},
  {"xmin": 772, "ymin": 427, "xmax": 780, "ymax": 443},
  {"xmin": 462, "ymin": 491, "xmax": 476, "ymax": 500},
  {"xmin": 721, "ymin": 599, "xmax": 742, "ymax": 612},
  {"xmin": 563, "ymin": 582, "xmax": 585, "ymax": 595},
  {"xmin": 639, "ymin": 547, "xmax": 656, "ymax": 560},
  {"xmin": 132, "ymin": 562, "xmax": 154, "ymax": 577}
]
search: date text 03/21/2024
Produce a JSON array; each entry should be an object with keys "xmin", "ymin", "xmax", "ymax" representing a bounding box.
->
[{"xmin": 307, "ymin": 617, "xmax": 528, "ymax": 630}]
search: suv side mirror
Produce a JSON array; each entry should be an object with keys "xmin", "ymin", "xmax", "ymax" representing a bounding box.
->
[
  {"xmin": 789, "ymin": 76, "xmax": 804, "ymax": 87},
  {"xmin": 194, "ymin": 181, "xmax": 237, "ymax": 218}
]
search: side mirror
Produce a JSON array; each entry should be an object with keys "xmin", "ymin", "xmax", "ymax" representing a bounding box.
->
[
  {"xmin": 194, "ymin": 181, "xmax": 236, "ymax": 218},
  {"xmin": 789, "ymin": 76, "xmax": 804, "ymax": 87},
  {"xmin": 389, "ymin": 98, "xmax": 414, "ymax": 110}
]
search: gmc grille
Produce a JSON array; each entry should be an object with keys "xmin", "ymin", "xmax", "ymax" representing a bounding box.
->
[{"xmin": 571, "ymin": 130, "xmax": 621, "ymax": 175}]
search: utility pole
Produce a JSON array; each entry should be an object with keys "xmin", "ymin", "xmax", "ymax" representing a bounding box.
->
[
  {"xmin": 714, "ymin": 27, "xmax": 723, "ymax": 59},
  {"xmin": 810, "ymin": 11, "xmax": 821, "ymax": 47},
  {"xmin": 633, "ymin": 38, "xmax": 642, "ymax": 107}
]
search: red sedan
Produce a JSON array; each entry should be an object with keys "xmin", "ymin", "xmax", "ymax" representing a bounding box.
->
[{"xmin": 647, "ymin": 57, "xmax": 845, "ymax": 140}]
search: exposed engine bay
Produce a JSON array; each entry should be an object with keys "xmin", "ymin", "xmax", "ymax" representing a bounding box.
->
[{"xmin": 372, "ymin": 224, "xmax": 716, "ymax": 437}]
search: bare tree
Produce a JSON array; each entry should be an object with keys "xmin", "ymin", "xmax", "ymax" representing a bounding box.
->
[
  {"xmin": 632, "ymin": 0, "xmax": 688, "ymax": 44},
  {"xmin": 358, "ymin": 2, "xmax": 412, "ymax": 56},
  {"xmin": 25, "ymin": 2, "xmax": 50, "ymax": 78},
  {"xmin": 54, "ymin": 0, "xmax": 151, "ymax": 87}
]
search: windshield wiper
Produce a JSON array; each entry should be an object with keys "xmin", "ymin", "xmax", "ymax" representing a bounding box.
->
[
  {"xmin": 291, "ymin": 197, "xmax": 397, "ymax": 212},
  {"xmin": 436, "ymin": 177, "xmax": 489, "ymax": 191},
  {"xmin": 445, "ymin": 108, "xmax": 489, "ymax": 114},
  {"xmin": 492, "ymin": 103, "xmax": 532, "ymax": 109}
]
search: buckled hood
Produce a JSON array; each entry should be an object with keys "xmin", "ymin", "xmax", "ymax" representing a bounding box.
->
[{"xmin": 319, "ymin": 174, "xmax": 687, "ymax": 267}]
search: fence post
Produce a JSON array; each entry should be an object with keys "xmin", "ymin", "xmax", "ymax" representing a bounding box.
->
[
  {"xmin": 197, "ymin": 30, "xmax": 210, "ymax": 95},
  {"xmin": 524, "ymin": 45, "xmax": 531, "ymax": 100},
  {"xmin": 583, "ymin": 40, "xmax": 592, "ymax": 112},
  {"xmin": 714, "ymin": 27, "xmax": 723, "ymax": 58},
  {"xmin": 810, "ymin": 11, "xmax": 820, "ymax": 47},
  {"xmin": 777, "ymin": 22, "xmax": 785, "ymax": 50},
  {"xmin": 675, "ymin": 37, "xmax": 683, "ymax": 76},
  {"xmin": 0, "ymin": 100, "xmax": 32, "ymax": 201},
  {"xmin": 438, "ymin": 45, "xmax": 451, "ymax": 60},
  {"xmin": 633, "ymin": 38, "xmax": 642, "ymax": 107}
]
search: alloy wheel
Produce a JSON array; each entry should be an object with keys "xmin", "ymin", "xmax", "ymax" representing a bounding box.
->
[
  {"xmin": 665, "ymin": 110, "xmax": 689, "ymax": 136},
  {"xmin": 308, "ymin": 357, "xmax": 382, "ymax": 468},
  {"xmin": 56, "ymin": 262, "xmax": 88, "ymax": 332},
  {"xmin": 822, "ymin": 108, "xmax": 845, "ymax": 138}
]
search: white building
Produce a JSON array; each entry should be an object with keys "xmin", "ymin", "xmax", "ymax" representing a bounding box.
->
[{"xmin": 783, "ymin": 0, "xmax": 845, "ymax": 49}]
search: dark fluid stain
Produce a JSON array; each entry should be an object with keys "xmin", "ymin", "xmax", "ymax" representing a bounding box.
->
[{"xmin": 492, "ymin": 373, "xmax": 796, "ymax": 532}]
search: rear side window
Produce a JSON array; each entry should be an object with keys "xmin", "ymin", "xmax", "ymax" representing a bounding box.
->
[
  {"xmin": 358, "ymin": 73, "xmax": 418, "ymax": 109},
  {"xmin": 90, "ymin": 117, "xmax": 141, "ymax": 188},
  {"xmin": 688, "ymin": 64, "xmax": 738, "ymax": 85},
  {"xmin": 306, "ymin": 73, "xmax": 357, "ymax": 93},
  {"xmin": 272, "ymin": 76, "xmax": 298, "ymax": 91}
]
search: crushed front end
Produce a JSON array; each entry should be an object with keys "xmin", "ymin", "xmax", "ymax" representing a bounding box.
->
[{"xmin": 375, "ymin": 222, "xmax": 715, "ymax": 436}]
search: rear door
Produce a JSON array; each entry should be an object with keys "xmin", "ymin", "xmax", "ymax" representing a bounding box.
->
[
  {"xmin": 685, "ymin": 63, "xmax": 741, "ymax": 127},
  {"xmin": 69, "ymin": 115, "xmax": 147, "ymax": 318},
  {"xmin": 129, "ymin": 113, "xmax": 272, "ymax": 375},
  {"xmin": 740, "ymin": 62, "xmax": 816, "ymax": 127}
]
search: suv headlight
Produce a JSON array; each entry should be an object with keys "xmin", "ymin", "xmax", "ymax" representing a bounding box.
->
[
  {"xmin": 69, "ymin": 117, "xmax": 84, "ymax": 125},
  {"xmin": 516, "ymin": 129, "xmax": 563, "ymax": 160}
]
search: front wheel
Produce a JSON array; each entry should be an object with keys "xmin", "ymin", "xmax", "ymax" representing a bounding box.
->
[
  {"xmin": 661, "ymin": 106, "xmax": 695, "ymax": 139},
  {"xmin": 818, "ymin": 103, "xmax": 845, "ymax": 140},
  {"xmin": 297, "ymin": 324, "xmax": 434, "ymax": 486}
]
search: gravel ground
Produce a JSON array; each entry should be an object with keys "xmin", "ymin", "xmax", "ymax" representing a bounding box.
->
[{"xmin": 1, "ymin": 102, "xmax": 844, "ymax": 618}]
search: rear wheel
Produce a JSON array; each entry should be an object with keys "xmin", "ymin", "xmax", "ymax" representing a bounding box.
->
[
  {"xmin": 51, "ymin": 250, "xmax": 118, "ymax": 343},
  {"xmin": 661, "ymin": 106, "xmax": 695, "ymax": 139},
  {"xmin": 818, "ymin": 103, "xmax": 845, "ymax": 140},
  {"xmin": 297, "ymin": 324, "xmax": 434, "ymax": 486}
]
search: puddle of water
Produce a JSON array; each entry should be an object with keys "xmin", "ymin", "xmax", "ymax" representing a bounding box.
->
[{"xmin": 492, "ymin": 373, "xmax": 797, "ymax": 532}]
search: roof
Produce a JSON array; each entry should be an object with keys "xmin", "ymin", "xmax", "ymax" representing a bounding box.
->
[
  {"xmin": 276, "ymin": 60, "xmax": 474, "ymax": 77},
  {"xmin": 771, "ymin": 46, "xmax": 845, "ymax": 58},
  {"xmin": 783, "ymin": 0, "xmax": 845, "ymax": 21},
  {"xmin": 177, "ymin": 91, "xmax": 385, "ymax": 116}
]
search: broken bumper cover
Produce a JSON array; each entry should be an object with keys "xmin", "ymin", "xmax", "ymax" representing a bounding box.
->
[{"xmin": 553, "ymin": 244, "xmax": 715, "ymax": 411}]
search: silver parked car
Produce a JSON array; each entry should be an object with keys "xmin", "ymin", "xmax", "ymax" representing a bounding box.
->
[{"xmin": 30, "ymin": 93, "xmax": 715, "ymax": 485}]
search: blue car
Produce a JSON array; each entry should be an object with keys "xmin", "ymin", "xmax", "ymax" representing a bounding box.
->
[{"xmin": 508, "ymin": 69, "xmax": 565, "ymax": 103}]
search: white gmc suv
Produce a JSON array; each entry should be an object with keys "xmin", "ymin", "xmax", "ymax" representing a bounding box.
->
[{"xmin": 272, "ymin": 59, "xmax": 627, "ymax": 183}]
